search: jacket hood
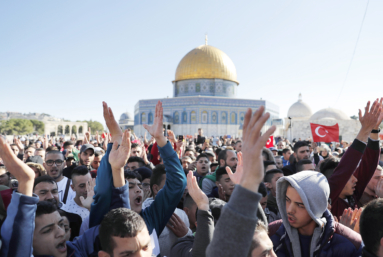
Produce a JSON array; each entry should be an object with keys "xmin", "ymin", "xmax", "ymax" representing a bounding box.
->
[{"xmin": 276, "ymin": 171, "xmax": 330, "ymax": 257}]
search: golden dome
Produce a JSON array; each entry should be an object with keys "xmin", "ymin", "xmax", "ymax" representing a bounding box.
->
[{"xmin": 174, "ymin": 45, "xmax": 239, "ymax": 84}]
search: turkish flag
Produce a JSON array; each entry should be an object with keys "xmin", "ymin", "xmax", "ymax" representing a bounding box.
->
[
  {"xmin": 310, "ymin": 123, "xmax": 339, "ymax": 143},
  {"xmin": 265, "ymin": 135, "xmax": 274, "ymax": 148}
]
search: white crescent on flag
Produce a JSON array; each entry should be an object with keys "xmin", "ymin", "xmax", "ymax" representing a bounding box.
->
[
  {"xmin": 315, "ymin": 126, "xmax": 328, "ymax": 138},
  {"xmin": 267, "ymin": 138, "xmax": 272, "ymax": 144}
]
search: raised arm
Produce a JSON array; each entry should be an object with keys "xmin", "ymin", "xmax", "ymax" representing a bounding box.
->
[
  {"xmin": 142, "ymin": 101, "xmax": 187, "ymax": 235},
  {"xmin": 0, "ymin": 136, "xmax": 38, "ymax": 257},
  {"xmin": 89, "ymin": 101, "xmax": 123, "ymax": 228},
  {"xmin": 329, "ymin": 99, "xmax": 382, "ymax": 203},
  {"xmin": 206, "ymin": 106, "xmax": 276, "ymax": 257},
  {"xmin": 353, "ymin": 98, "xmax": 383, "ymax": 201}
]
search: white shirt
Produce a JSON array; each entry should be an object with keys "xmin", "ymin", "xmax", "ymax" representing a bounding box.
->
[
  {"xmin": 60, "ymin": 198, "xmax": 90, "ymax": 221},
  {"xmin": 56, "ymin": 176, "xmax": 76, "ymax": 205}
]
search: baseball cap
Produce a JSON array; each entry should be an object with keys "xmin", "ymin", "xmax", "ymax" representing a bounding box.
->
[
  {"xmin": 80, "ymin": 144, "xmax": 95, "ymax": 154},
  {"xmin": 25, "ymin": 156, "xmax": 44, "ymax": 165},
  {"xmin": 269, "ymin": 147, "xmax": 277, "ymax": 151}
]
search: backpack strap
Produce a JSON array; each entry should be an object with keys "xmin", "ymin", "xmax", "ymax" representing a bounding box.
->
[{"xmin": 62, "ymin": 178, "xmax": 71, "ymax": 204}]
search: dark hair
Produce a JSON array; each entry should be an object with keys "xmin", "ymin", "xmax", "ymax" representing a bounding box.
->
[
  {"xmin": 320, "ymin": 157, "xmax": 340, "ymax": 179},
  {"xmin": 45, "ymin": 150, "xmax": 64, "ymax": 160},
  {"xmin": 217, "ymin": 149, "xmax": 228, "ymax": 165},
  {"xmin": 71, "ymin": 166, "xmax": 89, "ymax": 180},
  {"xmin": 360, "ymin": 198, "xmax": 383, "ymax": 255},
  {"xmin": 127, "ymin": 156, "xmax": 145, "ymax": 167},
  {"xmin": 293, "ymin": 141, "xmax": 309, "ymax": 153},
  {"xmin": 10, "ymin": 144, "xmax": 17, "ymax": 148},
  {"xmin": 282, "ymin": 148, "xmax": 291, "ymax": 155},
  {"xmin": 63, "ymin": 141, "xmax": 74, "ymax": 148},
  {"xmin": 248, "ymin": 221, "xmax": 268, "ymax": 257},
  {"xmin": 124, "ymin": 170, "xmax": 142, "ymax": 181},
  {"xmin": 196, "ymin": 153, "xmax": 209, "ymax": 162},
  {"xmin": 99, "ymin": 208, "xmax": 146, "ymax": 254},
  {"xmin": 235, "ymin": 140, "xmax": 242, "ymax": 145},
  {"xmin": 216, "ymin": 167, "xmax": 228, "ymax": 182},
  {"xmin": 183, "ymin": 193, "xmax": 196, "ymax": 209},
  {"xmin": 36, "ymin": 201, "xmax": 58, "ymax": 217},
  {"xmin": 57, "ymin": 209, "xmax": 69, "ymax": 218},
  {"xmin": 34, "ymin": 175, "xmax": 56, "ymax": 189},
  {"xmin": 35, "ymin": 148, "xmax": 45, "ymax": 152},
  {"xmin": 185, "ymin": 148, "xmax": 196, "ymax": 154},
  {"xmin": 264, "ymin": 169, "xmax": 283, "ymax": 183},
  {"xmin": 26, "ymin": 146, "xmax": 36, "ymax": 151},
  {"xmin": 296, "ymin": 159, "xmax": 313, "ymax": 172},
  {"xmin": 263, "ymin": 160, "xmax": 276, "ymax": 169},
  {"xmin": 150, "ymin": 164, "xmax": 166, "ymax": 195},
  {"xmin": 131, "ymin": 143, "xmax": 140, "ymax": 149},
  {"xmin": 258, "ymin": 182, "xmax": 267, "ymax": 197}
]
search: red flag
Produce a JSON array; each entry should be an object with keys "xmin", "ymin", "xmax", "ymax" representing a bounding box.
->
[
  {"xmin": 310, "ymin": 123, "xmax": 339, "ymax": 143},
  {"xmin": 265, "ymin": 135, "xmax": 274, "ymax": 148}
]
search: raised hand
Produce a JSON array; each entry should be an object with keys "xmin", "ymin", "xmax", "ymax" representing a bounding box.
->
[
  {"xmin": 102, "ymin": 133, "xmax": 109, "ymax": 151},
  {"xmin": 79, "ymin": 178, "xmax": 96, "ymax": 210},
  {"xmin": 375, "ymin": 98, "xmax": 383, "ymax": 129},
  {"xmin": 15, "ymin": 138, "xmax": 24, "ymax": 151},
  {"xmin": 141, "ymin": 145, "xmax": 149, "ymax": 164},
  {"xmin": 109, "ymin": 130, "xmax": 131, "ymax": 187},
  {"xmin": 167, "ymin": 130, "xmax": 176, "ymax": 143},
  {"xmin": 43, "ymin": 134, "xmax": 48, "ymax": 150},
  {"xmin": 339, "ymin": 207, "xmax": 362, "ymax": 233},
  {"xmin": 226, "ymin": 152, "xmax": 243, "ymax": 184},
  {"xmin": 217, "ymin": 184, "xmax": 227, "ymax": 202},
  {"xmin": 187, "ymin": 171, "xmax": 209, "ymax": 211},
  {"xmin": 143, "ymin": 101, "xmax": 167, "ymax": 147},
  {"xmin": 240, "ymin": 107, "xmax": 276, "ymax": 192},
  {"xmin": 103, "ymin": 102, "xmax": 123, "ymax": 144},
  {"xmin": 0, "ymin": 137, "xmax": 34, "ymax": 196},
  {"xmin": 358, "ymin": 99, "xmax": 382, "ymax": 131}
]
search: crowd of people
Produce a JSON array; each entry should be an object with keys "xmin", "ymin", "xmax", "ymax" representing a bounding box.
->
[{"xmin": 0, "ymin": 99, "xmax": 383, "ymax": 257}]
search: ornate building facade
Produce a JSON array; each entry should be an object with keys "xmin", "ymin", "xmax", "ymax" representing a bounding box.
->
[{"xmin": 134, "ymin": 41, "xmax": 279, "ymax": 137}]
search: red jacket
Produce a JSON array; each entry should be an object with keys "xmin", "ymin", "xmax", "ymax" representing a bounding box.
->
[
  {"xmin": 150, "ymin": 141, "xmax": 177, "ymax": 166},
  {"xmin": 329, "ymin": 138, "xmax": 379, "ymax": 219}
]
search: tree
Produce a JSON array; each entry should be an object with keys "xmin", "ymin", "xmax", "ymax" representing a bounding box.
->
[
  {"xmin": 82, "ymin": 120, "xmax": 104, "ymax": 132},
  {"xmin": 30, "ymin": 120, "xmax": 45, "ymax": 134},
  {"xmin": 0, "ymin": 119, "xmax": 34, "ymax": 135}
]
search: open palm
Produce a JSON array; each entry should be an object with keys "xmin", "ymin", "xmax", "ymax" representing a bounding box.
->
[
  {"xmin": 226, "ymin": 152, "xmax": 243, "ymax": 184},
  {"xmin": 143, "ymin": 101, "xmax": 164, "ymax": 139},
  {"xmin": 109, "ymin": 130, "xmax": 131, "ymax": 170}
]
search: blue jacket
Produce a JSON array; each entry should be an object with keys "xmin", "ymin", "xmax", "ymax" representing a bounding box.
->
[
  {"xmin": 0, "ymin": 182, "xmax": 130, "ymax": 257},
  {"xmin": 90, "ymin": 141, "xmax": 187, "ymax": 236},
  {"xmin": 269, "ymin": 209, "xmax": 363, "ymax": 257}
]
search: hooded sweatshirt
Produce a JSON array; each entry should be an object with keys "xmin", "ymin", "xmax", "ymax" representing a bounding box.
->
[{"xmin": 275, "ymin": 171, "xmax": 330, "ymax": 257}]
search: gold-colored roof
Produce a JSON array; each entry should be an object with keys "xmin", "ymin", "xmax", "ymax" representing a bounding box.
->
[{"xmin": 174, "ymin": 45, "xmax": 239, "ymax": 84}]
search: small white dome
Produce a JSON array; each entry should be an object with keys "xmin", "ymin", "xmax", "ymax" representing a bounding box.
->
[
  {"xmin": 120, "ymin": 112, "xmax": 133, "ymax": 121},
  {"xmin": 287, "ymin": 94, "xmax": 313, "ymax": 118},
  {"xmin": 310, "ymin": 108, "xmax": 350, "ymax": 120}
]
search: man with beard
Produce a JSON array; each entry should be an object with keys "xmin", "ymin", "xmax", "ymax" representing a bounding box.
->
[
  {"xmin": 201, "ymin": 149, "xmax": 237, "ymax": 197},
  {"xmin": 44, "ymin": 150, "xmax": 76, "ymax": 205},
  {"xmin": 63, "ymin": 144, "xmax": 95, "ymax": 178},
  {"xmin": 282, "ymin": 141, "xmax": 310, "ymax": 176},
  {"xmin": 33, "ymin": 175, "xmax": 83, "ymax": 240}
]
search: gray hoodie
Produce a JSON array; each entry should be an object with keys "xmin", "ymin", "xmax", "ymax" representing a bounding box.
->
[{"xmin": 276, "ymin": 171, "xmax": 330, "ymax": 257}]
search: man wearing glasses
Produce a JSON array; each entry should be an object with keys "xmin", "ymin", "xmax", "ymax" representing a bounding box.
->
[{"xmin": 43, "ymin": 150, "xmax": 76, "ymax": 205}]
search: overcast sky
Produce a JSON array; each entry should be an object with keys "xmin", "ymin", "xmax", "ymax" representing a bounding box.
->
[{"xmin": 1, "ymin": 0, "xmax": 382, "ymax": 127}]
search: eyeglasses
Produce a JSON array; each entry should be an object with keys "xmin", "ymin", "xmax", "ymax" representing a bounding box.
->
[
  {"xmin": 45, "ymin": 159, "xmax": 64, "ymax": 166},
  {"xmin": 142, "ymin": 182, "xmax": 150, "ymax": 189}
]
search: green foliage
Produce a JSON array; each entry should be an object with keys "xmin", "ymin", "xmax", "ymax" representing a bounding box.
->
[
  {"xmin": 30, "ymin": 120, "xmax": 45, "ymax": 134},
  {"xmin": 0, "ymin": 119, "xmax": 34, "ymax": 135},
  {"xmin": 81, "ymin": 120, "xmax": 104, "ymax": 133}
]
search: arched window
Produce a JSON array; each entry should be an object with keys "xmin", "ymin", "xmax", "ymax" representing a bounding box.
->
[
  {"xmin": 148, "ymin": 113, "xmax": 153, "ymax": 125},
  {"xmin": 230, "ymin": 112, "xmax": 237, "ymax": 124},
  {"xmin": 57, "ymin": 125, "xmax": 63, "ymax": 135},
  {"xmin": 211, "ymin": 111, "xmax": 218, "ymax": 124},
  {"xmin": 190, "ymin": 111, "xmax": 196, "ymax": 123},
  {"xmin": 174, "ymin": 112, "xmax": 179, "ymax": 124},
  {"xmin": 202, "ymin": 111, "xmax": 208, "ymax": 124},
  {"xmin": 78, "ymin": 126, "xmax": 83, "ymax": 134},
  {"xmin": 182, "ymin": 111, "xmax": 187, "ymax": 124},
  {"xmin": 221, "ymin": 112, "xmax": 227, "ymax": 124},
  {"xmin": 64, "ymin": 125, "xmax": 70, "ymax": 135},
  {"xmin": 71, "ymin": 125, "xmax": 77, "ymax": 134},
  {"xmin": 141, "ymin": 113, "xmax": 146, "ymax": 124}
]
